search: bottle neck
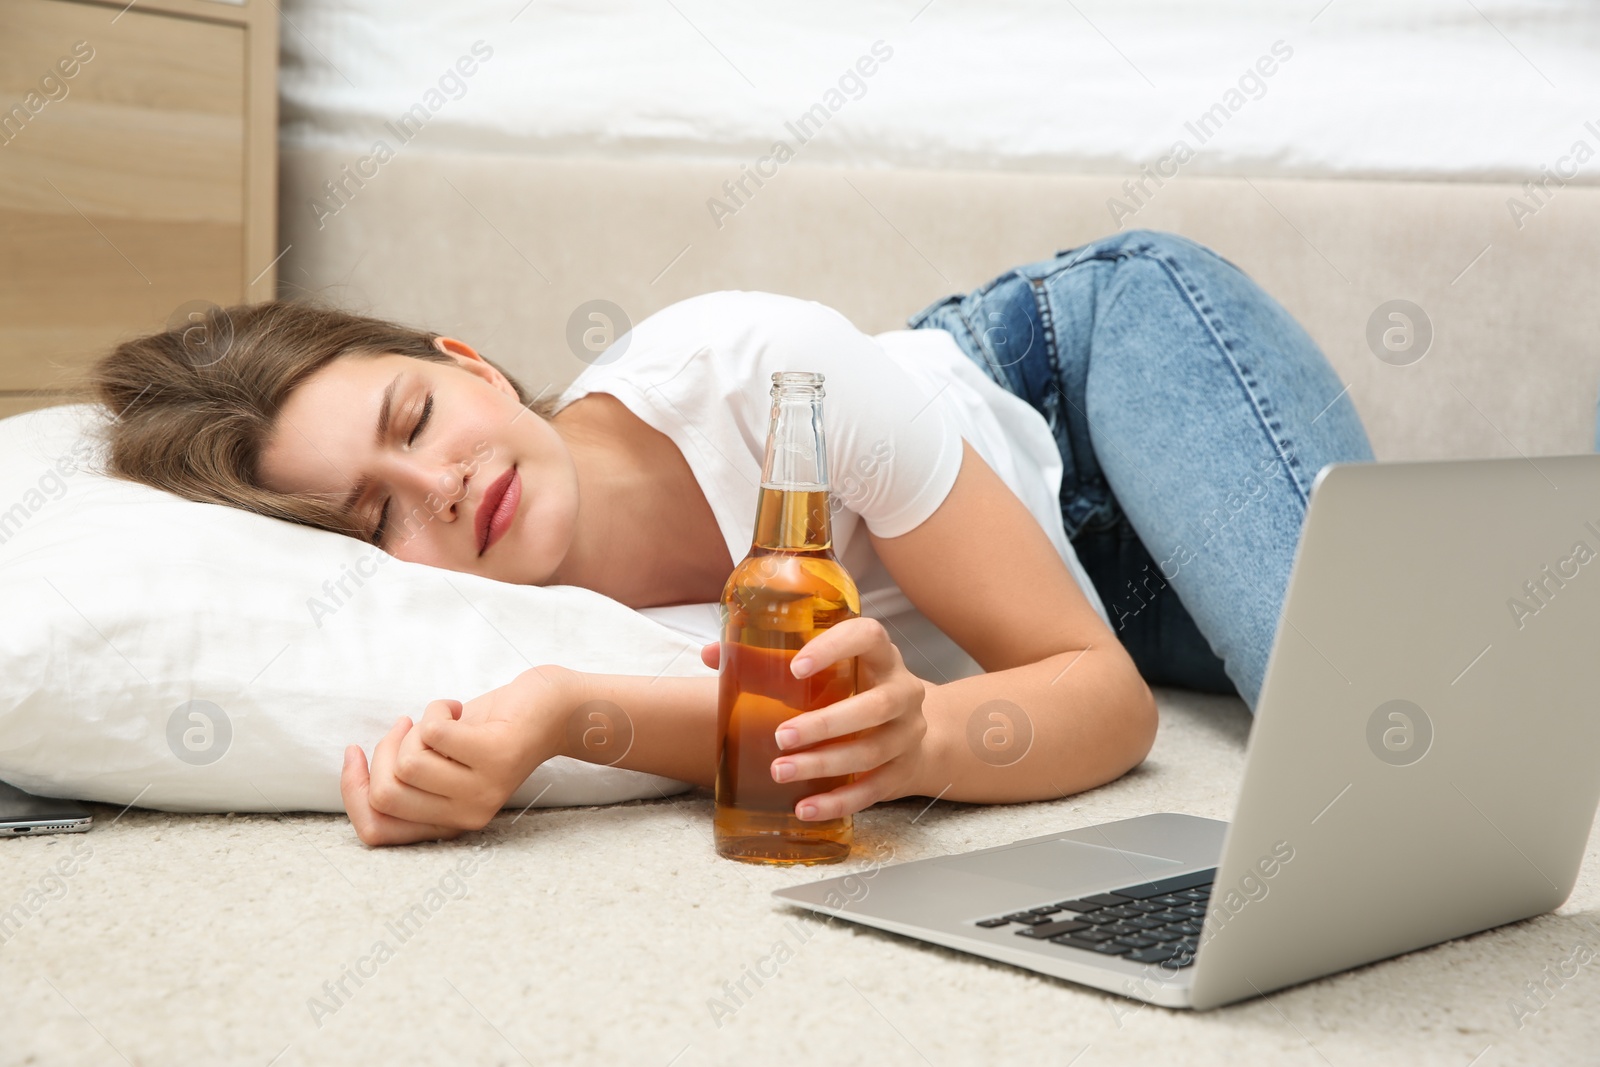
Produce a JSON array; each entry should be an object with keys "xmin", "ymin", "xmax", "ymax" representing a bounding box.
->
[{"xmin": 753, "ymin": 377, "xmax": 833, "ymax": 553}]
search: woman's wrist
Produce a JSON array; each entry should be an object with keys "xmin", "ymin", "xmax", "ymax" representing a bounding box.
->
[
  {"xmin": 508, "ymin": 667, "xmax": 720, "ymax": 785},
  {"xmin": 530, "ymin": 662, "xmax": 587, "ymax": 703},
  {"xmin": 901, "ymin": 677, "xmax": 957, "ymax": 801},
  {"xmin": 514, "ymin": 663, "xmax": 588, "ymax": 763}
]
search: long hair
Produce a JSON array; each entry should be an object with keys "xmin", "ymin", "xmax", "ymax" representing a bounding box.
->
[{"xmin": 81, "ymin": 301, "xmax": 556, "ymax": 542}]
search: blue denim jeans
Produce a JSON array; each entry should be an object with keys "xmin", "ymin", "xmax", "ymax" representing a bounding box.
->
[{"xmin": 907, "ymin": 230, "xmax": 1375, "ymax": 712}]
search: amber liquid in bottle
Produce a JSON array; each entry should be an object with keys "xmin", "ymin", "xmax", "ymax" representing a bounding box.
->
[{"xmin": 715, "ymin": 373, "xmax": 861, "ymax": 866}]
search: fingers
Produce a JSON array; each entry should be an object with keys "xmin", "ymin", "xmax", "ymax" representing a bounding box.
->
[
  {"xmin": 793, "ymin": 763, "xmax": 906, "ymax": 822},
  {"xmin": 392, "ymin": 702, "xmax": 479, "ymax": 797},
  {"xmin": 416, "ymin": 707, "xmax": 493, "ymax": 767},
  {"xmin": 700, "ymin": 641, "xmax": 720, "ymax": 671},
  {"xmin": 340, "ymin": 744, "xmax": 464, "ymax": 847},
  {"xmin": 339, "ymin": 743, "xmax": 368, "ymax": 818},
  {"xmin": 369, "ymin": 714, "xmax": 424, "ymax": 799},
  {"xmin": 791, "ymin": 616, "xmax": 898, "ymax": 680},
  {"xmin": 366, "ymin": 715, "xmax": 485, "ymax": 829},
  {"xmin": 771, "ymin": 712, "xmax": 923, "ymax": 784},
  {"xmin": 775, "ymin": 673, "xmax": 924, "ymax": 751}
]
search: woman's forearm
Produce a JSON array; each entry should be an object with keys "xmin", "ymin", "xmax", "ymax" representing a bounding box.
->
[
  {"xmin": 538, "ymin": 666, "xmax": 720, "ymax": 788},
  {"xmin": 908, "ymin": 646, "xmax": 1157, "ymax": 805},
  {"xmin": 534, "ymin": 641, "xmax": 1156, "ymax": 807}
]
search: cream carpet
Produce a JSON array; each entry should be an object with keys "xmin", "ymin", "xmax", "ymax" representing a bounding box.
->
[{"xmin": 3, "ymin": 688, "xmax": 1596, "ymax": 1066}]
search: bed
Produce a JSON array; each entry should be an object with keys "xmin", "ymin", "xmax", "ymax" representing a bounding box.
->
[{"xmin": 277, "ymin": 0, "xmax": 1600, "ymax": 184}]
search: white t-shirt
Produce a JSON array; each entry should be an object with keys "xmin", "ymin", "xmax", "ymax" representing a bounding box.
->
[{"xmin": 550, "ymin": 290, "xmax": 1110, "ymax": 682}]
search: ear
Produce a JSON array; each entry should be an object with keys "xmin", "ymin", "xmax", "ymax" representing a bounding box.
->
[{"xmin": 433, "ymin": 336, "xmax": 515, "ymax": 399}]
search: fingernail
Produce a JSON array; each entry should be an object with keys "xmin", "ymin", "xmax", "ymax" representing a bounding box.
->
[
  {"xmin": 791, "ymin": 658, "xmax": 813, "ymax": 678},
  {"xmin": 771, "ymin": 761, "xmax": 795, "ymax": 783},
  {"xmin": 775, "ymin": 727, "xmax": 799, "ymax": 750},
  {"xmin": 797, "ymin": 803, "xmax": 818, "ymax": 819}
]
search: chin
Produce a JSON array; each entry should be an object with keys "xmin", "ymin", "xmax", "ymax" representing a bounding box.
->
[{"xmin": 521, "ymin": 499, "xmax": 577, "ymax": 585}]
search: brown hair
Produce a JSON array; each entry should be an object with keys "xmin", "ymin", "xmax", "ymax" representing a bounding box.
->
[{"xmin": 80, "ymin": 300, "xmax": 558, "ymax": 542}]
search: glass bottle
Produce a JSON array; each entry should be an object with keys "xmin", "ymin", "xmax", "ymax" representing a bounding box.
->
[{"xmin": 714, "ymin": 371, "xmax": 861, "ymax": 865}]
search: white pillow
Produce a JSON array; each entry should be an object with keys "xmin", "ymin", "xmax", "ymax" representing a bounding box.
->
[{"xmin": 0, "ymin": 404, "xmax": 705, "ymax": 813}]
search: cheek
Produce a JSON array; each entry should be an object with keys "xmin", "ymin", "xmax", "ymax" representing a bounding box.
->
[
  {"xmin": 505, "ymin": 458, "xmax": 577, "ymax": 565},
  {"xmin": 384, "ymin": 502, "xmax": 453, "ymax": 563},
  {"xmin": 395, "ymin": 532, "xmax": 460, "ymax": 573}
]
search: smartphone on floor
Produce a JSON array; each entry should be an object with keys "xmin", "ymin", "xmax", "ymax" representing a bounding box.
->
[{"xmin": 0, "ymin": 779, "xmax": 92, "ymax": 836}]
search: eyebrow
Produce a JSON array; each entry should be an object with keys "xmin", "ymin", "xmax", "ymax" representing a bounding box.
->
[{"xmin": 341, "ymin": 371, "xmax": 405, "ymax": 518}]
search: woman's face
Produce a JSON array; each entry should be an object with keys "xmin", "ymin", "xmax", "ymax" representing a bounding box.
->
[{"xmin": 258, "ymin": 340, "xmax": 577, "ymax": 584}]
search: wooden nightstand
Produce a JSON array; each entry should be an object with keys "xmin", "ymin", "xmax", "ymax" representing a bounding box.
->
[{"xmin": 0, "ymin": 0, "xmax": 278, "ymax": 418}]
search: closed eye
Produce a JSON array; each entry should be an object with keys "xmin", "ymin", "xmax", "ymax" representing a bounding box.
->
[
  {"xmin": 371, "ymin": 393, "xmax": 434, "ymax": 545},
  {"xmin": 408, "ymin": 393, "xmax": 433, "ymax": 445}
]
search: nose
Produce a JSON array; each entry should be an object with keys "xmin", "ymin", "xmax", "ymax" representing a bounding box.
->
[{"xmin": 386, "ymin": 454, "xmax": 471, "ymax": 523}]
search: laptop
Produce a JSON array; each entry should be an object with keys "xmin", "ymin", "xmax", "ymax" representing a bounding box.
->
[{"xmin": 774, "ymin": 455, "xmax": 1600, "ymax": 1009}]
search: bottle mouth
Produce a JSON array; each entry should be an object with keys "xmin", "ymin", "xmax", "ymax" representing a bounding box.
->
[{"xmin": 771, "ymin": 371, "xmax": 825, "ymax": 395}]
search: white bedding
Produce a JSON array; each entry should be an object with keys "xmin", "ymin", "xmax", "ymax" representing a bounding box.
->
[
  {"xmin": 278, "ymin": 0, "xmax": 1600, "ymax": 184},
  {"xmin": 0, "ymin": 405, "xmax": 699, "ymax": 813}
]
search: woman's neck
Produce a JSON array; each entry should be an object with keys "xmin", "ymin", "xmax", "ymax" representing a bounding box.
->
[{"xmin": 543, "ymin": 393, "xmax": 726, "ymax": 607}]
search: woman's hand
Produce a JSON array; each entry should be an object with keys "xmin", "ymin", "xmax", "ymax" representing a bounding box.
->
[
  {"xmin": 700, "ymin": 615, "xmax": 930, "ymax": 821},
  {"xmin": 340, "ymin": 667, "xmax": 574, "ymax": 846}
]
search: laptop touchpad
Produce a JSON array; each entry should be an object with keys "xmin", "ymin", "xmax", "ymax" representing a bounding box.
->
[{"xmin": 931, "ymin": 839, "xmax": 1187, "ymax": 892}]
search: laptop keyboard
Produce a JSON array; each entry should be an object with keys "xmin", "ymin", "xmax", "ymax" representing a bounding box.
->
[{"xmin": 973, "ymin": 867, "xmax": 1215, "ymax": 969}]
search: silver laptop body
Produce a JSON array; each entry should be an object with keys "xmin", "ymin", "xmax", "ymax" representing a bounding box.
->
[{"xmin": 773, "ymin": 455, "xmax": 1600, "ymax": 1009}]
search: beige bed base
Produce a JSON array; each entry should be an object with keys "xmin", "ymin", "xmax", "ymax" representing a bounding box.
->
[{"xmin": 277, "ymin": 149, "xmax": 1598, "ymax": 463}]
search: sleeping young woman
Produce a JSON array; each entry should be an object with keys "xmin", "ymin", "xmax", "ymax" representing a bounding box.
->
[{"xmin": 88, "ymin": 229, "xmax": 1373, "ymax": 847}]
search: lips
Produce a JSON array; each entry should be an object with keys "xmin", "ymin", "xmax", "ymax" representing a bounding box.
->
[{"xmin": 476, "ymin": 465, "xmax": 520, "ymax": 555}]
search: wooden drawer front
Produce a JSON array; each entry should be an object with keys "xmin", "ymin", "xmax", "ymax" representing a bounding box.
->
[{"xmin": 0, "ymin": 0, "xmax": 246, "ymax": 392}]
